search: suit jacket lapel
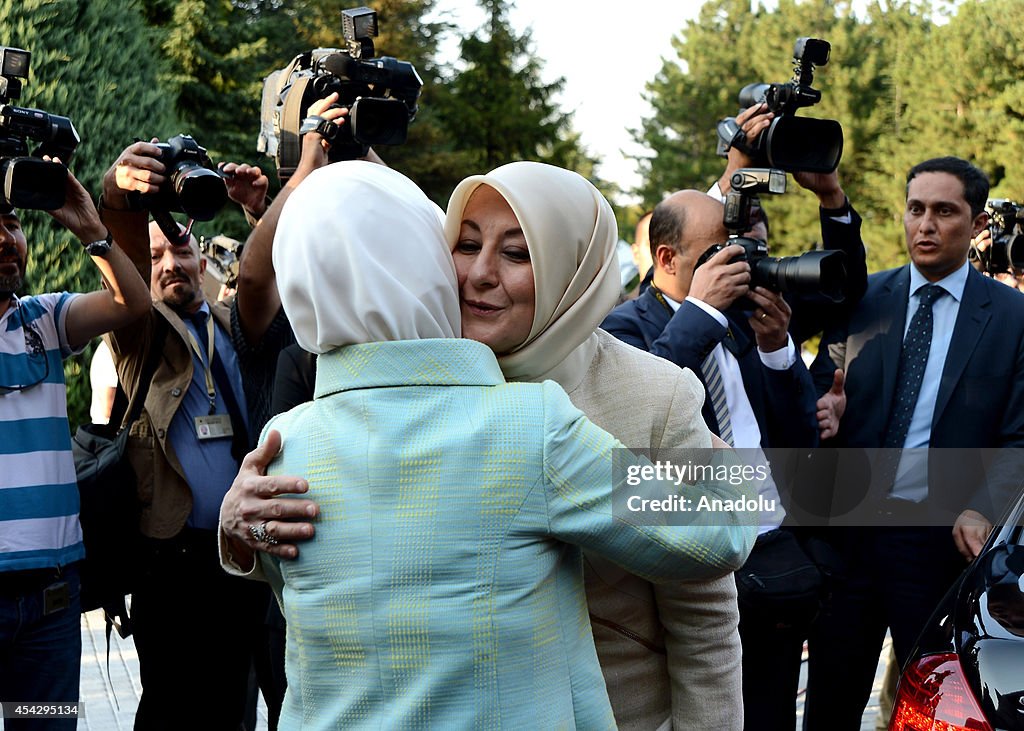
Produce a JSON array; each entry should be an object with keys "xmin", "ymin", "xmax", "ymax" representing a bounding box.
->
[
  {"xmin": 877, "ymin": 268, "xmax": 910, "ymax": 418},
  {"xmin": 933, "ymin": 268, "xmax": 991, "ymax": 425},
  {"xmin": 637, "ymin": 288, "xmax": 671, "ymax": 342}
]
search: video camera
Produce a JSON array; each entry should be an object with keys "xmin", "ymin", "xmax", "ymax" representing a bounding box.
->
[
  {"xmin": 970, "ymin": 199, "xmax": 1024, "ymax": 275},
  {"xmin": 0, "ymin": 47, "xmax": 80, "ymax": 211},
  {"xmin": 127, "ymin": 133, "xmax": 228, "ymax": 246},
  {"xmin": 258, "ymin": 6, "xmax": 423, "ymax": 181},
  {"xmin": 716, "ymin": 37, "xmax": 843, "ymax": 174},
  {"xmin": 200, "ymin": 234, "xmax": 243, "ymax": 290},
  {"xmin": 695, "ymin": 168, "xmax": 847, "ymax": 303}
]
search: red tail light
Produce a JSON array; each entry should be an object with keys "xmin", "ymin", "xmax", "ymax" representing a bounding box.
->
[{"xmin": 889, "ymin": 653, "xmax": 993, "ymax": 731}]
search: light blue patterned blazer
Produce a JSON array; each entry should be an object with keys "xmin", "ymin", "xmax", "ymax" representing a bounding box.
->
[{"xmin": 261, "ymin": 338, "xmax": 755, "ymax": 730}]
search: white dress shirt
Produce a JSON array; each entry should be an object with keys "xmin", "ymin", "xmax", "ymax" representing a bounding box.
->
[{"xmin": 663, "ymin": 293, "xmax": 789, "ymax": 532}]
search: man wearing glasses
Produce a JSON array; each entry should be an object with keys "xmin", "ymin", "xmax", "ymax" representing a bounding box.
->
[{"xmin": 0, "ymin": 166, "xmax": 149, "ymax": 726}]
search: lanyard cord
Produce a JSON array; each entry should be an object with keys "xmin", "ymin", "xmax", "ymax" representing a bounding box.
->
[{"xmin": 184, "ymin": 314, "xmax": 217, "ymax": 413}]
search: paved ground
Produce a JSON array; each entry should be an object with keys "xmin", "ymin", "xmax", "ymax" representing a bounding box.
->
[
  {"xmin": 77, "ymin": 609, "xmax": 269, "ymax": 730},
  {"xmin": 75, "ymin": 608, "xmax": 889, "ymax": 730}
]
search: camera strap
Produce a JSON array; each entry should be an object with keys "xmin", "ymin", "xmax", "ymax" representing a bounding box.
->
[{"xmin": 277, "ymin": 75, "xmax": 314, "ymax": 181}]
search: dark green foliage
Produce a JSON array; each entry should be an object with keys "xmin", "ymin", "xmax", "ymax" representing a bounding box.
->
[
  {"xmin": 1, "ymin": 0, "xmax": 176, "ymax": 428},
  {"xmin": 633, "ymin": 0, "xmax": 1024, "ymax": 275}
]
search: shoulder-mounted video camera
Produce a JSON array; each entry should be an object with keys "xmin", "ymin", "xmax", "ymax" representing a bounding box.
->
[
  {"xmin": 0, "ymin": 47, "xmax": 80, "ymax": 211},
  {"xmin": 257, "ymin": 6, "xmax": 423, "ymax": 182},
  {"xmin": 696, "ymin": 168, "xmax": 847, "ymax": 303},
  {"xmin": 716, "ymin": 37, "xmax": 843, "ymax": 174},
  {"xmin": 127, "ymin": 133, "xmax": 228, "ymax": 246},
  {"xmin": 970, "ymin": 199, "xmax": 1024, "ymax": 275}
]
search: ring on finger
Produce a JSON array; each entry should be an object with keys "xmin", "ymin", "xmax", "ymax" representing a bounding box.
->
[
  {"xmin": 249, "ymin": 522, "xmax": 279, "ymax": 546},
  {"xmin": 760, "ymin": 311, "xmax": 768, "ymax": 321}
]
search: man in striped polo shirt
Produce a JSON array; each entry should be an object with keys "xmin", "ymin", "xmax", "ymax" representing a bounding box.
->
[{"xmin": 0, "ymin": 166, "xmax": 150, "ymax": 725}]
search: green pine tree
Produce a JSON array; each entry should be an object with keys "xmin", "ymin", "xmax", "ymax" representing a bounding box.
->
[
  {"xmin": 1, "ymin": 0, "xmax": 177, "ymax": 427},
  {"xmin": 437, "ymin": 0, "xmax": 600, "ymax": 200}
]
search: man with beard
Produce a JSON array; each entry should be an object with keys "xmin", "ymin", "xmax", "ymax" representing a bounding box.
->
[
  {"xmin": 99, "ymin": 143, "xmax": 269, "ymax": 730},
  {"xmin": 0, "ymin": 168, "xmax": 150, "ymax": 726}
]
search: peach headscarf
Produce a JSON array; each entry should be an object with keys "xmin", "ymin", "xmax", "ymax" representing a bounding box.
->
[{"xmin": 444, "ymin": 161, "xmax": 620, "ymax": 390}]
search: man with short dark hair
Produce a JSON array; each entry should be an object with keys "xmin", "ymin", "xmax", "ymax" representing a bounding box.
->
[
  {"xmin": 0, "ymin": 166, "xmax": 150, "ymax": 725},
  {"xmin": 804, "ymin": 156, "xmax": 1024, "ymax": 729}
]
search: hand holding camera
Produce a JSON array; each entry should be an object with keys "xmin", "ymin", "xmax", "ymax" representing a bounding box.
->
[
  {"xmin": 716, "ymin": 37, "xmax": 843, "ymax": 174},
  {"xmin": 747, "ymin": 286, "xmax": 792, "ymax": 352},
  {"xmin": 689, "ymin": 244, "xmax": 751, "ymax": 311},
  {"xmin": 293, "ymin": 92, "xmax": 350, "ymax": 183},
  {"xmin": 258, "ymin": 7, "xmax": 421, "ymax": 182},
  {"xmin": 103, "ymin": 140, "xmax": 167, "ymax": 208},
  {"xmin": 970, "ymin": 200, "xmax": 1024, "ymax": 286},
  {"xmin": 715, "ymin": 103, "xmax": 774, "ymax": 196},
  {"xmin": 219, "ymin": 161, "xmax": 269, "ymax": 218},
  {"xmin": 38, "ymin": 156, "xmax": 106, "ymax": 246}
]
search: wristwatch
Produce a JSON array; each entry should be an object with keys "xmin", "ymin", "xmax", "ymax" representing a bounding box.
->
[{"xmin": 82, "ymin": 231, "xmax": 113, "ymax": 257}]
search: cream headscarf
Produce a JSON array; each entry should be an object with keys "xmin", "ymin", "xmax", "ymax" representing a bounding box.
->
[
  {"xmin": 274, "ymin": 161, "xmax": 460, "ymax": 353},
  {"xmin": 444, "ymin": 161, "xmax": 620, "ymax": 390}
]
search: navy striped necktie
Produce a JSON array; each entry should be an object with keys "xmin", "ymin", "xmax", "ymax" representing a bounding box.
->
[
  {"xmin": 883, "ymin": 284, "xmax": 945, "ymax": 448},
  {"xmin": 701, "ymin": 350, "xmax": 733, "ymax": 446}
]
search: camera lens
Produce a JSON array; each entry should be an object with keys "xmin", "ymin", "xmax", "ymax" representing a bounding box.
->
[
  {"xmin": 0, "ymin": 157, "xmax": 67, "ymax": 210},
  {"xmin": 764, "ymin": 117, "xmax": 843, "ymax": 174},
  {"xmin": 349, "ymin": 97, "xmax": 410, "ymax": 145},
  {"xmin": 755, "ymin": 250, "xmax": 847, "ymax": 303},
  {"xmin": 171, "ymin": 163, "xmax": 227, "ymax": 221},
  {"xmin": 1006, "ymin": 234, "xmax": 1024, "ymax": 270}
]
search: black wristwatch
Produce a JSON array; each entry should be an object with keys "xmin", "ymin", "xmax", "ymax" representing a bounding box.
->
[{"xmin": 82, "ymin": 230, "xmax": 113, "ymax": 257}]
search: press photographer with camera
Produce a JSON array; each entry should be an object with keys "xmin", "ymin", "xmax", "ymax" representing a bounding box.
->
[
  {"xmin": 710, "ymin": 39, "xmax": 867, "ymax": 449},
  {"xmin": 96, "ymin": 136, "xmax": 282, "ymax": 730},
  {"xmin": 602, "ymin": 189, "xmax": 819, "ymax": 731},
  {"xmin": 0, "ymin": 158, "xmax": 150, "ymax": 721},
  {"xmin": 968, "ymin": 200, "xmax": 1024, "ymax": 292}
]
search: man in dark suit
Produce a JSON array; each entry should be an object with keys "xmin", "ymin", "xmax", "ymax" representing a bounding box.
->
[
  {"xmin": 602, "ymin": 189, "xmax": 818, "ymax": 731},
  {"xmin": 804, "ymin": 156, "xmax": 1024, "ymax": 729},
  {"xmin": 602, "ymin": 190, "xmax": 818, "ymax": 450}
]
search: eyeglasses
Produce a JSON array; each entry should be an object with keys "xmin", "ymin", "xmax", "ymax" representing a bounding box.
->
[{"xmin": 0, "ymin": 304, "xmax": 50, "ymax": 395}]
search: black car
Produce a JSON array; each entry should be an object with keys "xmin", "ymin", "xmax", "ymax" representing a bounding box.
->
[{"xmin": 889, "ymin": 489, "xmax": 1024, "ymax": 731}]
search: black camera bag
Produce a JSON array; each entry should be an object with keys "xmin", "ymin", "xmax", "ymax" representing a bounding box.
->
[
  {"xmin": 735, "ymin": 527, "xmax": 824, "ymax": 629},
  {"xmin": 72, "ymin": 325, "xmax": 166, "ymax": 631}
]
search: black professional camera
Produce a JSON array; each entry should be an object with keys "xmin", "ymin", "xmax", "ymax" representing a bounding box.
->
[
  {"xmin": 970, "ymin": 199, "xmax": 1024, "ymax": 275},
  {"xmin": 695, "ymin": 168, "xmax": 847, "ymax": 303},
  {"xmin": 716, "ymin": 37, "xmax": 843, "ymax": 174},
  {"xmin": 129, "ymin": 134, "xmax": 228, "ymax": 245},
  {"xmin": 140, "ymin": 134, "xmax": 227, "ymax": 221},
  {"xmin": 258, "ymin": 6, "xmax": 423, "ymax": 181},
  {"xmin": 0, "ymin": 47, "xmax": 80, "ymax": 210}
]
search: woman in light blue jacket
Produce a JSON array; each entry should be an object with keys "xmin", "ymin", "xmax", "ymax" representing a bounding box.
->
[{"xmin": 229, "ymin": 161, "xmax": 755, "ymax": 730}]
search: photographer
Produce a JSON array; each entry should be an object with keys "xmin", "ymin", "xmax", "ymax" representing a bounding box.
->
[
  {"xmin": 96, "ymin": 139, "xmax": 279, "ymax": 730},
  {"xmin": 970, "ymin": 222, "xmax": 1024, "ymax": 293},
  {"xmin": 711, "ymin": 101, "xmax": 868, "ymax": 345},
  {"xmin": 601, "ymin": 189, "xmax": 818, "ymax": 731},
  {"xmin": 0, "ymin": 161, "xmax": 149, "ymax": 723}
]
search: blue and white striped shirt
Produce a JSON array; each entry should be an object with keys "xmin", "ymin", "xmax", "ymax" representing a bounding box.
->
[{"xmin": 0, "ymin": 292, "xmax": 85, "ymax": 572}]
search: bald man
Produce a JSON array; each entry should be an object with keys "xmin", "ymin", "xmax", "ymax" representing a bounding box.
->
[
  {"xmin": 98, "ymin": 143, "xmax": 268, "ymax": 730},
  {"xmin": 602, "ymin": 189, "xmax": 818, "ymax": 731}
]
